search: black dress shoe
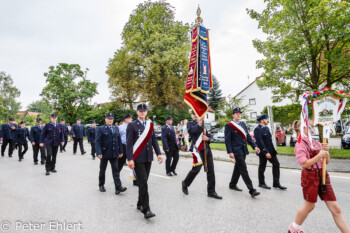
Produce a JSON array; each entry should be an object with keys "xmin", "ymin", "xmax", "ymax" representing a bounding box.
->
[
  {"xmin": 1, "ymin": 153, "xmax": 4, "ymax": 157},
  {"xmin": 92, "ymin": 157, "xmax": 95, "ymax": 160},
  {"xmin": 64, "ymin": 149, "xmax": 66, "ymax": 152},
  {"xmin": 133, "ymin": 180, "xmax": 138, "ymax": 186},
  {"xmin": 73, "ymin": 153, "xmax": 76, "ymax": 155},
  {"xmin": 115, "ymin": 187, "xmax": 127, "ymax": 194},
  {"xmin": 208, "ymin": 192, "xmax": 223, "ymax": 199},
  {"xmin": 34, "ymin": 162, "xmax": 38, "ymax": 165},
  {"xmin": 259, "ymin": 184, "xmax": 271, "ymax": 189},
  {"xmin": 144, "ymin": 210, "xmax": 156, "ymax": 219},
  {"xmin": 229, "ymin": 186, "xmax": 242, "ymax": 191},
  {"xmin": 9, "ymin": 155, "xmax": 12, "ymax": 157},
  {"xmin": 99, "ymin": 186, "xmax": 106, "ymax": 192},
  {"xmin": 60, "ymin": 150, "xmax": 63, "ymax": 153},
  {"xmin": 19, "ymin": 158, "xmax": 22, "ymax": 162},
  {"xmin": 273, "ymin": 184, "xmax": 287, "ymax": 190},
  {"xmin": 250, "ymin": 190, "xmax": 260, "ymax": 197},
  {"xmin": 182, "ymin": 181, "xmax": 188, "ymax": 195},
  {"xmin": 41, "ymin": 162, "xmax": 45, "ymax": 165},
  {"xmin": 166, "ymin": 172, "xmax": 173, "ymax": 176},
  {"xmin": 172, "ymin": 171, "xmax": 177, "ymax": 176},
  {"xmin": 45, "ymin": 171, "xmax": 50, "ymax": 176},
  {"xmin": 51, "ymin": 169, "xmax": 57, "ymax": 173},
  {"xmin": 82, "ymin": 151, "xmax": 86, "ymax": 155}
]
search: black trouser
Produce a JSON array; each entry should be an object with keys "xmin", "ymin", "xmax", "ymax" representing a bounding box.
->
[
  {"xmin": 99, "ymin": 158, "xmax": 122, "ymax": 189},
  {"xmin": 258, "ymin": 153, "xmax": 280, "ymax": 186},
  {"xmin": 134, "ymin": 162, "xmax": 152, "ymax": 212},
  {"xmin": 1, "ymin": 138, "xmax": 14, "ymax": 156},
  {"xmin": 183, "ymin": 147, "xmax": 216, "ymax": 194},
  {"xmin": 46, "ymin": 146, "xmax": 58, "ymax": 172},
  {"xmin": 18, "ymin": 143, "xmax": 28, "ymax": 159},
  {"xmin": 33, "ymin": 144, "xmax": 46, "ymax": 163},
  {"xmin": 90, "ymin": 143, "xmax": 96, "ymax": 157},
  {"xmin": 118, "ymin": 144, "xmax": 127, "ymax": 172},
  {"xmin": 60, "ymin": 135, "xmax": 68, "ymax": 152},
  {"xmin": 73, "ymin": 138, "xmax": 84, "ymax": 154},
  {"xmin": 165, "ymin": 148, "xmax": 179, "ymax": 173},
  {"xmin": 230, "ymin": 154, "xmax": 255, "ymax": 192}
]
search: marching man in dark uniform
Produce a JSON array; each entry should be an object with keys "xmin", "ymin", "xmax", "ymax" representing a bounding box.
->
[
  {"xmin": 254, "ymin": 114, "xmax": 287, "ymax": 190},
  {"xmin": 1, "ymin": 118, "xmax": 17, "ymax": 157},
  {"xmin": 87, "ymin": 120, "xmax": 97, "ymax": 160},
  {"xmin": 59, "ymin": 119, "xmax": 69, "ymax": 153},
  {"xmin": 161, "ymin": 116, "xmax": 179, "ymax": 176},
  {"xmin": 40, "ymin": 114, "xmax": 65, "ymax": 176},
  {"xmin": 182, "ymin": 111, "xmax": 222, "ymax": 200},
  {"xmin": 126, "ymin": 104, "xmax": 163, "ymax": 219},
  {"xmin": 71, "ymin": 118, "xmax": 86, "ymax": 155},
  {"xmin": 224, "ymin": 107, "xmax": 261, "ymax": 197},
  {"xmin": 30, "ymin": 118, "xmax": 46, "ymax": 165},
  {"xmin": 14, "ymin": 121, "xmax": 29, "ymax": 162},
  {"xmin": 95, "ymin": 113, "xmax": 127, "ymax": 195}
]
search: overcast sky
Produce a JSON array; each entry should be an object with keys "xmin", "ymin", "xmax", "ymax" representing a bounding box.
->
[{"xmin": 0, "ymin": 0, "xmax": 266, "ymax": 109}]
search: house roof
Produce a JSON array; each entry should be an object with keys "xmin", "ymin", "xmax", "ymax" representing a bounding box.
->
[{"xmin": 234, "ymin": 76, "xmax": 262, "ymax": 98}]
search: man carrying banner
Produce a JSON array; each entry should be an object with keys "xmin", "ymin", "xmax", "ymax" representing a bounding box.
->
[
  {"xmin": 126, "ymin": 103, "xmax": 163, "ymax": 219},
  {"xmin": 224, "ymin": 107, "xmax": 261, "ymax": 197},
  {"xmin": 182, "ymin": 111, "xmax": 222, "ymax": 199}
]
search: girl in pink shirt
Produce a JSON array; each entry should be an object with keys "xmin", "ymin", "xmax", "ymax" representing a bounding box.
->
[{"xmin": 288, "ymin": 120, "xmax": 350, "ymax": 233}]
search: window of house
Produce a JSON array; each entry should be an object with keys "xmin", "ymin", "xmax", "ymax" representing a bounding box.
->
[
  {"xmin": 259, "ymin": 87, "xmax": 266, "ymax": 91},
  {"xmin": 250, "ymin": 112, "xmax": 257, "ymax": 119},
  {"xmin": 249, "ymin": 98, "xmax": 256, "ymax": 105}
]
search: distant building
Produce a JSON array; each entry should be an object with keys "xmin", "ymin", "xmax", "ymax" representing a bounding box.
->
[
  {"xmin": 17, "ymin": 111, "xmax": 40, "ymax": 118},
  {"xmin": 234, "ymin": 78, "xmax": 292, "ymax": 120}
]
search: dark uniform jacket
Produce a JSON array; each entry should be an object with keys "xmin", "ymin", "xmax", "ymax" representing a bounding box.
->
[
  {"xmin": 1, "ymin": 123, "xmax": 17, "ymax": 139},
  {"xmin": 126, "ymin": 120, "xmax": 161, "ymax": 163},
  {"xmin": 71, "ymin": 123, "xmax": 85, "ymax": 139},
  {"xmin": 39, "ymin": 122, "xmax": 64, "ymax": 147},
  {"xmin": 29, "ymin": 125, "xmax": 44, "ymax": 144},
  {"xmin": 254, "ymin": 124, "xmax": 277, "ymax": 156},
  {"xmin": 60, "ymin": 124, "xmax": 69, "ymax": 137},
  {"xmin": 0, "ymin": 125, "xmax": 3, "ymax": 138},
  {"xmin": 87, "ymin": 127, "xmax": 96, "ymax": 144},
  {"xmin": 95, "ymin": 125, "xmax": 123, "ymax": 159},
  {"xmin": 161, "ymin": 124, "xmax": 178, "ymax": 152},
  {"xmin": 15, "ymin": 127, "xmax": 29, "ymax": 144},
  {"xmin": 224, "ymin": 121, "xmax": 256, "ymax": 156},
  {"xmin": 188, "ymin": 120, "xmax": 210, "ymax": 152}
]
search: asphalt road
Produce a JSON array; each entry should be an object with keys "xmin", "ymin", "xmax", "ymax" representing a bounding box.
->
[{"xmin": 1, "ymin": 141, "xmax": 349, "ymax": 233}]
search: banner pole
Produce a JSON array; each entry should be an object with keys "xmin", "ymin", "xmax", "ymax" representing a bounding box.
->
[
  {"xmin": 203, "ymin": 119, "xmax": 208, "ymax": 172},
  {"xmin": 322, "ymin": 137, "xmax": 327, "ymax": 191}
]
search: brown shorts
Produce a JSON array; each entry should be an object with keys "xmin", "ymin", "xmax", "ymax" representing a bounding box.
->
[{"xmin": 301, "ymin": 169, "xmax": 336, "ymax": 203}]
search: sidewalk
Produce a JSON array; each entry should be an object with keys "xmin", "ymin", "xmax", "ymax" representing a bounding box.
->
[{"xmin": 179, "ymin": 149, "xmax": 350, "ymax": 172}]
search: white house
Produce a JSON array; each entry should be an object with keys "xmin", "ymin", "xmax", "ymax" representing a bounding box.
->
[{"xmin": 234, "ymin": 78, "xmax": 292, "ymax": 120}]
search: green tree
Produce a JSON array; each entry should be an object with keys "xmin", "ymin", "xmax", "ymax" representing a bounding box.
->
[
  {"xmin": 208, "ymin": 75, "xmax": 223, "ymax": 111},
  {"xmin": 107, "ymin": 48, "xmax": 142, "ymax": 109},
  {"xmin": 0, "ymin": 71, "xmax": 21, "ymax": 122},
  {"xmin": 217, "ymin": 95, "xmax": 250, "ymax": 127},
  {"xmin": 247, "ymin": 0, "xmax": 350, "ymax": 101},
  {"xmin": 40, "ymin": 63, "xmax": 98, "ymax": 124},
  {"xmin": 107, "ymin": 1, "xmax": 191, "ymax": 108},
  {"xmin": 26, "ymin": 100, "xmax": 53, "ymax": 115}
]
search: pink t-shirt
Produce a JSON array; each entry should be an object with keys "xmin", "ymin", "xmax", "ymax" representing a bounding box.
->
[{"xmin": 295, "ymin": 137, "xmax": 323, "ymax": 169}]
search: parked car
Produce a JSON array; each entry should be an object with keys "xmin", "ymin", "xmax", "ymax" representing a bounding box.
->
[
  {"xmin": 341, "ymin": 127, "xmax": 350, "ymax": 149},
  {"xmin": 154, "ymin": 125, "xmax": 162, "ymax": 140},
  {"xmin": 212, "ymin": 128, "xmax": 225, "ymax": 143},
  {"xmin": 290, "ymin": 127, "xmax": 320, "ymax": 147},
  {"xmin": 246, "ymin": 123, "xmax": 257, "ymax": 142}
]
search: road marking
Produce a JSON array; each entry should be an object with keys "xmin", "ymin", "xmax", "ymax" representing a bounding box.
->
[
  {"xmin": 292, "ymin": 170, "xmax": 350, "ymax": 180},
  {"xmin": 124, "ymin": 167, "xmax": 171, "ymax": 180}
]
